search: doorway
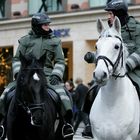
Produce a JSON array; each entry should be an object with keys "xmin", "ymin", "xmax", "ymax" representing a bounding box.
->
[
  {"xmin": 0, "ymin": 46, "xmax": 13, "ymax": 94},
  {"xmin": 62, "ymin": 41, "xmax": 73, "ymax": 82}
]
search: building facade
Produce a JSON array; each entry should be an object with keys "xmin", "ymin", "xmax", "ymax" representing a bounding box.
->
[{"xmin": 0, "ymin": 0, "xmax": 140, "ymax": 92}]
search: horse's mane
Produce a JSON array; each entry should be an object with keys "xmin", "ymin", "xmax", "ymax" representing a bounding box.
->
[
  {"xmin": 14, "ymin": 53, "xmax": 48, "ymax": 106},
  {"xmin": 17, "ymin": 53, "xmax": 47, "ymax": 84}
]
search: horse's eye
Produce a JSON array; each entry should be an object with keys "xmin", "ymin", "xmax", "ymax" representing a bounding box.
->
[
  {"xmin": 95, "ymin": 45, "xmax": 97, "ymax": 50},
  {"xmin": 115, "ymin": 45, "xmax": 119, "ymax": 49}
]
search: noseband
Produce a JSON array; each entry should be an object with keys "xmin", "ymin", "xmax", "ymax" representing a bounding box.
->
[
  {"xmin": 96, "ymin": 36, "xmax": 125, "ymax": 78},
  {"xmin": 17, "ymin": 99, "xmax": 45, "ymax": 127}
]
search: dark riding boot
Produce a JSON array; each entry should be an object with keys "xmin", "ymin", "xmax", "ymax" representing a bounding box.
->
[
  {"xmin": 81, "ymin": 113, "xmax": 93, "ymax": 139},
  {"xmin": 62, "ymin": 110, "xmax": 74, "ymax": 138},
  {"xmin": 82, "ymin": 124, "xmax": 93, "ymax": 139}
]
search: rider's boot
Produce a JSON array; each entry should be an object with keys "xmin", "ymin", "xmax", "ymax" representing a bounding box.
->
[
  {"xmin": 81, "ymin": 113, "xmax": 93, "ymax": 138},
  {"xmin": 62, "ymin": 110, "xmax": 74, "ymax": 138},
  {"xmin": 82, "ymin": 124, "xmax": 93, "ymax": 138}
]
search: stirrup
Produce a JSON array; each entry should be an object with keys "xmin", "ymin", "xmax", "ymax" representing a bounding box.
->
[
  {"xmin": 0, "ymin": 125, "xmax": 4, "ymax": 138},
  {"xmin": 62, "ymin": 123, "xmax": 74, "ymax": 138}
]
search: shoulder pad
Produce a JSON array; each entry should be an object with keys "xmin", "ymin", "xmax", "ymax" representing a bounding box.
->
[
  {"xmin": 18, "ymin": 34, "xmax": 30, "ymax": 45},
  {"xmin": 51, "ymin": 34, "xmax": 61, "ymax": 45}
]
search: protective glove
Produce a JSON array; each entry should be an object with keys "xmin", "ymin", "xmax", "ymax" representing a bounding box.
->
[
  {"xmin": 84, "ymin": 52, "xmax": 95, "ymax": 63},
  {"xmin": 49, "ymin": 75, "xmax": 61, "ymax": 85}
]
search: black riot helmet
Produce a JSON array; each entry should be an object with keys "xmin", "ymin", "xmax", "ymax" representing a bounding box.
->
[
  {"xmin": 105, "ymin": 0, "xmax": 129, "ymax": 26},
  {"xmin": 105, "ymin": 0, "xmax": 128, "ymax": 13},
  {"xmin": 31, "ymin": 12, "xmax": 51, "ymax": 35}
]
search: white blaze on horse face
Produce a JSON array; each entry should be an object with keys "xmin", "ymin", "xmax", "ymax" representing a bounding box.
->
[{"xmin": 33, "ymin": 73, "xmax": 40, "ymax": 81}]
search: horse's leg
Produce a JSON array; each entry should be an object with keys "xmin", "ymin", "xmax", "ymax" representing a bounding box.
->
[
  {"xmin": 73, "ymin": 112, "xmax": 81, "ymax": 133},
  {"xmin": 7, "ymin": 97, "xmax": 22, "ymax": 140},
  {"xmin": 55, "ymin": 119, "xmax": 64, "ymax": 140}
]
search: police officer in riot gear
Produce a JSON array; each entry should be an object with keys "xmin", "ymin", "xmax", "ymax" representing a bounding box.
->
[
  {"xmin": 0, "ymin": 12, "xmax": 74, "ymax": 138},
  {"xmin": 83, "ymin": 0, "xmax": 140, "ymax": 115}
]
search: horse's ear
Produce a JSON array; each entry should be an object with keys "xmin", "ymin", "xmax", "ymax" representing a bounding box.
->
[
  {"xmin": 39, "ymin": 53, "xmax": 46, "ymax": 67},
  {"xmin": 97, "ymin": 18, "xmax": 105, "ymax": 34},
  {"xmin": 112, "ymin": 16, "xmax": 121, "ymax": 34}
]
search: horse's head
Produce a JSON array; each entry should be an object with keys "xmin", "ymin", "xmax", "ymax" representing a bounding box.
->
[
  {"xmin": 93, "ymin": 17, "xmax": 128, "ymax": 86},
  {"xmin": 17, "ymin": 52, "xmax": 47, "ymax": 126}
]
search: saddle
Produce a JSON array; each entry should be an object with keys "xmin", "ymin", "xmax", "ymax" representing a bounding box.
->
[
  {"xmin": 4, "ymin": 88, "xmax": 15, "ymax": 112},
  {"xmin": 47, "ymin": 88, "xmax": 61, "ymax": 108},
  {"xmin": 5, "ymin": 86, "xmax": 64, "ymax": 113}
]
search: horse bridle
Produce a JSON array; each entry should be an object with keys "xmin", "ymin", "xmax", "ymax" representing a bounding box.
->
[
  {"xmin": 96, "ymin": 36, "xmax": 125, "ymax": 78},
  {"xmin": 17, "ymin": 99, "xmax": 45, "ymax": 126}
]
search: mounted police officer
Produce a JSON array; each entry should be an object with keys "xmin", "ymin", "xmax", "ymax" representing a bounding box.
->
[
  {"xmin": 0, "ymin": 12, "xmax": 74, "ymax": 138},
  {"xmin": 83, "ymin": 0, "xmax": 140, "ymax": 119}
]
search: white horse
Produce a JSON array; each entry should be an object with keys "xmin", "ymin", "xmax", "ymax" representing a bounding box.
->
[{"xmin": 89, "ymin": 17, "xmax": 140, "ymax": 140}]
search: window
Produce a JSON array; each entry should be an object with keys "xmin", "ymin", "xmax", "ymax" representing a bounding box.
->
[
  {"xmin": 0, "ymin": 0, "xmax": 6, "ymax": 18},
  {"xmin": 89, "ymin": 0, "xmax": 132, "ymax": 8},
  {"xmin": 29, "ymin": 0, "xmax": 42, "ymax": 15},
  {"xmin": 29, "ymin": 0, "xmax": 63, "ymax": 15},
  {"xmin": 89, "ymin": 0, "xmax": 107, "ymax": 7}
]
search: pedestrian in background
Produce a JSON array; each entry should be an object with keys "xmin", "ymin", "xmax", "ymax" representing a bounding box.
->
[
  {"xmin": 74, "ymin": 78, "xmax": 93, "ymax": 138},
  {"xmin": 65, "ymin": 80, "xmax": 77, "ymax": 123}
]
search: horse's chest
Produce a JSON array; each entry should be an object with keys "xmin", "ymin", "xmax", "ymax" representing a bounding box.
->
[
  {"xmin": 91, "ymin": 119, "xmax": 128, "ymax": 140},
  {"xmin": 89, "ymin": 94, "xmax": 138, "ymax": 140}
]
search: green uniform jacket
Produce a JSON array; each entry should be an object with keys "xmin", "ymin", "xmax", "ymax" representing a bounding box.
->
[
  {"xmin": 12, "ymin": 30, "xmax": 65, "ymax": 80},
  {"xmin": 121, "ymin": 16, "xmax": 140, "ymax": 88}
]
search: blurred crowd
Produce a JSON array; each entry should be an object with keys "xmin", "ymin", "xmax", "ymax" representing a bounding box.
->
[{"xmin": 65, "ymin": 78, "xmax": 93, "ymax": 138}]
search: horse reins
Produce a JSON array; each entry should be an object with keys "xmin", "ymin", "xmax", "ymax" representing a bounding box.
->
[
  {"xmin": 96, "ymin": 36, "xmax": 125, "ymax": 79},
  {"xmin": 17, "ymin": 98, "xmax": 45, "ymax": 126}
]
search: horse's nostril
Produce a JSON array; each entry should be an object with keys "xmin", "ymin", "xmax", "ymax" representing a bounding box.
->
[
  {"xmin": 93, "ymin": 72, "xmax": 95, "ymax": 79},
  {"xmin": 103, "ymin": 72, "xmax": 107, "ymax": 79}
]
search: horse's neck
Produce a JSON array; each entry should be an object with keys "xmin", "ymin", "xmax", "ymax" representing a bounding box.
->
[{"xmin": 100, "ymin": 76, "xmax": 129, "ymax": 105}]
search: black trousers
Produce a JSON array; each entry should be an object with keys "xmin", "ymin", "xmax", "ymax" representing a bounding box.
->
[{"xmin": 73, "ymin": 111, "xmax": 89, "ymax": 132}]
